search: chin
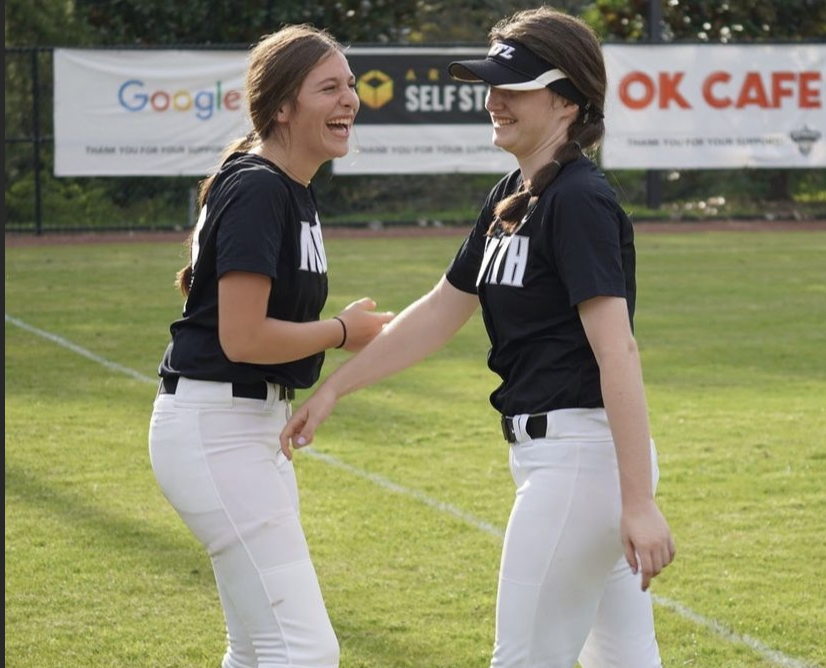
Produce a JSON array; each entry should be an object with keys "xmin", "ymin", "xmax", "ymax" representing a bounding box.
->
[{"xmin": 492, "ymin": 135, "xmax": 510, "ymax": 151}]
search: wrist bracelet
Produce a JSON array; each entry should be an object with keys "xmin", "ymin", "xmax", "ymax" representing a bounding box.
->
[{"xmin": 333, "ymin": 315, "xmax": 347, "ymax": 349}]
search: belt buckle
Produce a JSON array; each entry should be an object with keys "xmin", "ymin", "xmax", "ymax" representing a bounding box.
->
[{"xmin": 501, "ymin": 416, "xmax": 516, "ymax": 443}]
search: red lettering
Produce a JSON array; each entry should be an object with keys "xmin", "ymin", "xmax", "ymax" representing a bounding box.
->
[
  {"xmin": 799, "ymin": 71, "xmax": 821, "ymax": 108},
  {"xmin": 771, "ymin": 72, "xmax": 796, "ymax": 107},
  {"xmin": 659, "ymin": 72, "xmax": 691, "ymax": 109},
  {"xmin": 224, "ymin": 90, "xmax": 241, "ymax": 110},
  {"xmin": 703, "ymin": 71, "xmax": 731, "ymax": 108},
  {"xmin": 619, "ymin": 72, "xmax": 654, "ymax": 109},
  {"xmin": 736, "ymin": 72, "xmax": 770, "ymax": 108},
  {"xmin": 150, "ymin": 91, "xmax": 170, "ymax": 112}
]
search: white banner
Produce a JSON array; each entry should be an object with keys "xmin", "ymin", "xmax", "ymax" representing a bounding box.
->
[
  {"xmin": 54, "ymin": 49, "xmax": 250, "ymax": 176},
  {"xmin": 53, "ymin": 44, "xmax": 824, "ymax": 176},
  {"xmin": 602, "ymin": 44, "xmax": 825, "ymax": 169},
  {"xmin": 337, "ymin": 125, "xmax": 516, "ymax": 174}
]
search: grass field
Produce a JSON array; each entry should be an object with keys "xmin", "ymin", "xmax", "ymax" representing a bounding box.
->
[{"xmin": 5, "ymin": 230, "xmax": 825, "ymax": 668}]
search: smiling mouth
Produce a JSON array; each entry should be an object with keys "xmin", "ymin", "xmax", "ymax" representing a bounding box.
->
[
  {"xmin": 491, "ymin": 117, "xmax": 516, "ymax": 128},
  {"xmin": 327, "ymin": 117, "xmax": 353, "ymax": 136}
]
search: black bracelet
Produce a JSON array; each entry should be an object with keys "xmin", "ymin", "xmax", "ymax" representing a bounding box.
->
[{"xmin": 333, "ymin": 315, "xmax": 347, "ymax": 349}]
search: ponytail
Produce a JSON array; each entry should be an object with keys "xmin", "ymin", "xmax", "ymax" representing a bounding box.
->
[{"xmin": 174, "ymin": 132, "xmax": 259, "ymax": 297}]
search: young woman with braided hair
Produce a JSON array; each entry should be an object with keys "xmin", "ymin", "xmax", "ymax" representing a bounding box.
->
[{"xmin": 281, "ymin": 8, "xmax": 675, "ymax": 667}]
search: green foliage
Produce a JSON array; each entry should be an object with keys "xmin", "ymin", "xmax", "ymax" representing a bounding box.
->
[
  {"xmin": 4, "ymin": 0, "xmax": 93, "ymax": 46},
  {"xmin": 4, "ymin": 1, "xmax": 824, "ymax": 232},
  {"xmin": 587, "ymin": 0, "xmax": 826, "ymax": 41}
]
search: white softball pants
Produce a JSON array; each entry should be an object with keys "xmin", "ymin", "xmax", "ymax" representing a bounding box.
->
[
  {"xmin": 148, "ymin": 377, "xmax": 339, "ymax": 668},
  {"xmin": 491, "ymin": 408, "xmax": 662, "ymax": 668}
]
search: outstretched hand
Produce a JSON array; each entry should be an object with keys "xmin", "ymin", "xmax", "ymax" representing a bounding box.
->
[
  {"xmin": 621, "ymin": 501, "xmax": 676, "ymax": 591},
  {"xmin": 337, "ymin": 298, "xmax": 394, "ymax": 352},
  {"xmin": 280, "ymin": 385, "xmax": 339, "ymax": 460}
]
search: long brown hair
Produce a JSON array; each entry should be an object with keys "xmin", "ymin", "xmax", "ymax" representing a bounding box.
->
[
  {"xmin": 489, "ymin": 8, "xmax": 607, "ymax": 234},
  {"xmin": 175, "ymin": 24, "xmax": 343, "ymax": 296}
]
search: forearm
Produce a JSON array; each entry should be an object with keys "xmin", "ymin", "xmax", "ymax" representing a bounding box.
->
[
  {"xmin": 322, "ymin": 279, "xmax": 476, "ymax": 398},
  {"xmin": 221, "ymin": 316, "xmax": 344, "ymax": 365},
  {"xmin": 599, "ymin": 344, "xmax": 655, "ymax": 508}
]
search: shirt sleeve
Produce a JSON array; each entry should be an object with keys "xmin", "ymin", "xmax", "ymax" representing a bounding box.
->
[
  {"xmin": 215, "ymin": 169, "xmax": 290, "ymax": 280},
  {"xmin": 548, "ymin": 184, "xmax": 627, "ymax": 307},
  {"xmin": 445, "ymin": 217, "xmax": 488, "ymax": 295}
]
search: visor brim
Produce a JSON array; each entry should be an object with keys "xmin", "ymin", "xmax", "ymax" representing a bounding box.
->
[{"xmin": 448, "ymin": 60, "xmax": 548, "ymax": 91}]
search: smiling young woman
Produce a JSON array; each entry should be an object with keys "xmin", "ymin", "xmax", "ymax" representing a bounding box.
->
[
  {"xmin": 148, "ymin": 24, "xmax": 393, "ymax": 668},
  {"xmin": 281, "ymin": 8, "xmax": 675, "ymax": 668}
]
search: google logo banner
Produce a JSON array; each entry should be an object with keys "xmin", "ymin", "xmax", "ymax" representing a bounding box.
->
[
  {"xmin": 54, "ymin": 48, "xmax": 251, "ymax": 176},
  {"xmin": 54, "ymin": 44, "xmax": 824, "ymax": 177}
]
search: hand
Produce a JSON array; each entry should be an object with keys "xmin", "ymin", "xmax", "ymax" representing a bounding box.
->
[
  {"xmin": 279, "ymin": 384, "xmax": 338, "ymax": 460},
  {"xmin": 621, "ymin": 500, "xmax": 676, "ymax": 591},
  {"xmin": 336, "ymin": 298, "xmax": 394, "ymax": 352}
]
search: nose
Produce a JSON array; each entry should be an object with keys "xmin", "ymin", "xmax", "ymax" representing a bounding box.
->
[
  {"xmin": 485, "ymin": 86, "xmax": 504, "ymax": 112},
  {"xmin": 344, "ymin": 85, "xmax": 360, "ymax": 112}
]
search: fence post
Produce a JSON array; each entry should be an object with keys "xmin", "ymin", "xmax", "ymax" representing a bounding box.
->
[
  {"xmin": 31, "ymin": 48, "xmax": 44, "ymax": 235},
  {"xmin": 645, "ymin": 0, "xmax": 662, "ymax": 210},
  {"xmin": 188, "ymin": 187, "xmax": 197, "ymax": 228}
]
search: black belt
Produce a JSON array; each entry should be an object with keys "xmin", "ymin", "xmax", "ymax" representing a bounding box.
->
[
  {"xmin": 501, "ymin": 414, "xmax": 549, "ymax": 444},
  {"xmin": 159, "ymin": 376, "xmax": 294, "ymax": 401}
]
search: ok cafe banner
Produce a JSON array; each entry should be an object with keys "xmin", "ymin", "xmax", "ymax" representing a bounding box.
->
[{"xmin": 53, "ymin": 43, "xmax": 824, "ymax": 176}]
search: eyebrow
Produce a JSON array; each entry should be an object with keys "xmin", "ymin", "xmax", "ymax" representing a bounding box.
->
[{"xmin": 316, "ymin": 74, "xmax": 356, "ymax": 86}]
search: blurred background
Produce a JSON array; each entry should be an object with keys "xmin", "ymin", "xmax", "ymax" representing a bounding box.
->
[{"xmin": 5, "ymin": 0, "xmax": 826, "ymax": 234}]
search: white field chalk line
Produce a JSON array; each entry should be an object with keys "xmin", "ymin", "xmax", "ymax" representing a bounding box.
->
[{"xmin": 6, "ymin": 312, "xmax": 820, "ymax": 668}]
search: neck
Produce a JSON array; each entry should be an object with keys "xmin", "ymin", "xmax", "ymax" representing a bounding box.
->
[
  {"xmin": 257, "ymin": 143, "xmax": 312, "ymax": 187},
  {"xmin": 517, "ymin": 126, "xmax": 572, "ymax": 184}
]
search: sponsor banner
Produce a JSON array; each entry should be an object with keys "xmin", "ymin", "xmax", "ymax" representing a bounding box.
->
[
  {"xmin": 334, "ymin": 47, "xmax": 515, "ymax": 174},
  {"xmin": 53, "ymin": 44, "xmax": 824, "ymax": 176},
  {"xmin": 54, "ymin": 49, "xmax": 250, "ymax": 176},
  {"xmin": 602, "ymin": 44, "xmax": 825, "ymax": 169}
]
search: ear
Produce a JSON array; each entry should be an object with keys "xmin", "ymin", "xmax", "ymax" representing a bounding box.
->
[
  {"xmin": 561, "ymin": 98, "xmax": 580, "ymax": 123},
  {"xmin": 276, "ymin": 103, "xmax": 291, "ymax": 124}
]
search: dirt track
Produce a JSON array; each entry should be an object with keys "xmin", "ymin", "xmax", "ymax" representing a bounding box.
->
[{"xmin": 5, "ymin": 219, "xmax": 825, "ymax": 247}]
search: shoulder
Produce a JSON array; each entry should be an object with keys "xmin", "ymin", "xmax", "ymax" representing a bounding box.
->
[
  {"xmin": 490, "ymin": 169, "xmax": 522, "ymax": 201},
  {"xmin": 212, "ymin": 152, "xmax": 292, "ymax": 200},
  {"xmin": 543, "ymin": 157, "xmax": 620, "ymax": 214}
]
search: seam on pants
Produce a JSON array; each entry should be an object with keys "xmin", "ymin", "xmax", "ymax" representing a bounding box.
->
[
  {"xmin": 193, "ymin": 405, "xmax": 292, "ymax": 668},
  {"xmin": 525, "ymin": 437, "xmax": 582, "ymax": 666}
]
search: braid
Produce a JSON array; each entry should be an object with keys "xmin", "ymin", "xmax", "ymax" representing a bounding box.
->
[
  {"xmin": 489, "ymin": 112, "xmax": 607, "ymax": 237},
  {"xmin": 489, "ymin": 188, "xmax": 531, "ymax": 235},
  {"xmin": 491, "ymin": 140, "xmax": 580, "ymax": 234}
]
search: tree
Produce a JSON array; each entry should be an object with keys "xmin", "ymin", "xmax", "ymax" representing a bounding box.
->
[{"xmin": 585, "ymin": 0, "xmax": 826, "ymax": 42}]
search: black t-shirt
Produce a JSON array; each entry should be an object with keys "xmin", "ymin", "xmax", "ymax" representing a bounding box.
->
[
  {"xmin": 158, "ymin": 152, "xmax": 329, "ymax": 389},
  {"xmin": 446, "ymin": 156, "xmax": 636, "ymax": 416}
]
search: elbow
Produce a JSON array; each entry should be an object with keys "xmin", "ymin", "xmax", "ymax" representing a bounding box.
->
[
  {"xmin": 592, "ymin": 333, "xmax": 640, "ymax": 367},
  {"xmin": 219, "ymin": 331, "xmax": 253, "ymax": 363}
]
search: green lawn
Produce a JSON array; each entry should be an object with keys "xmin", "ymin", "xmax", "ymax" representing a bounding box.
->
[{"xmin": 5, "ymin": 230, "xmax": 825, "ymax": 668}]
